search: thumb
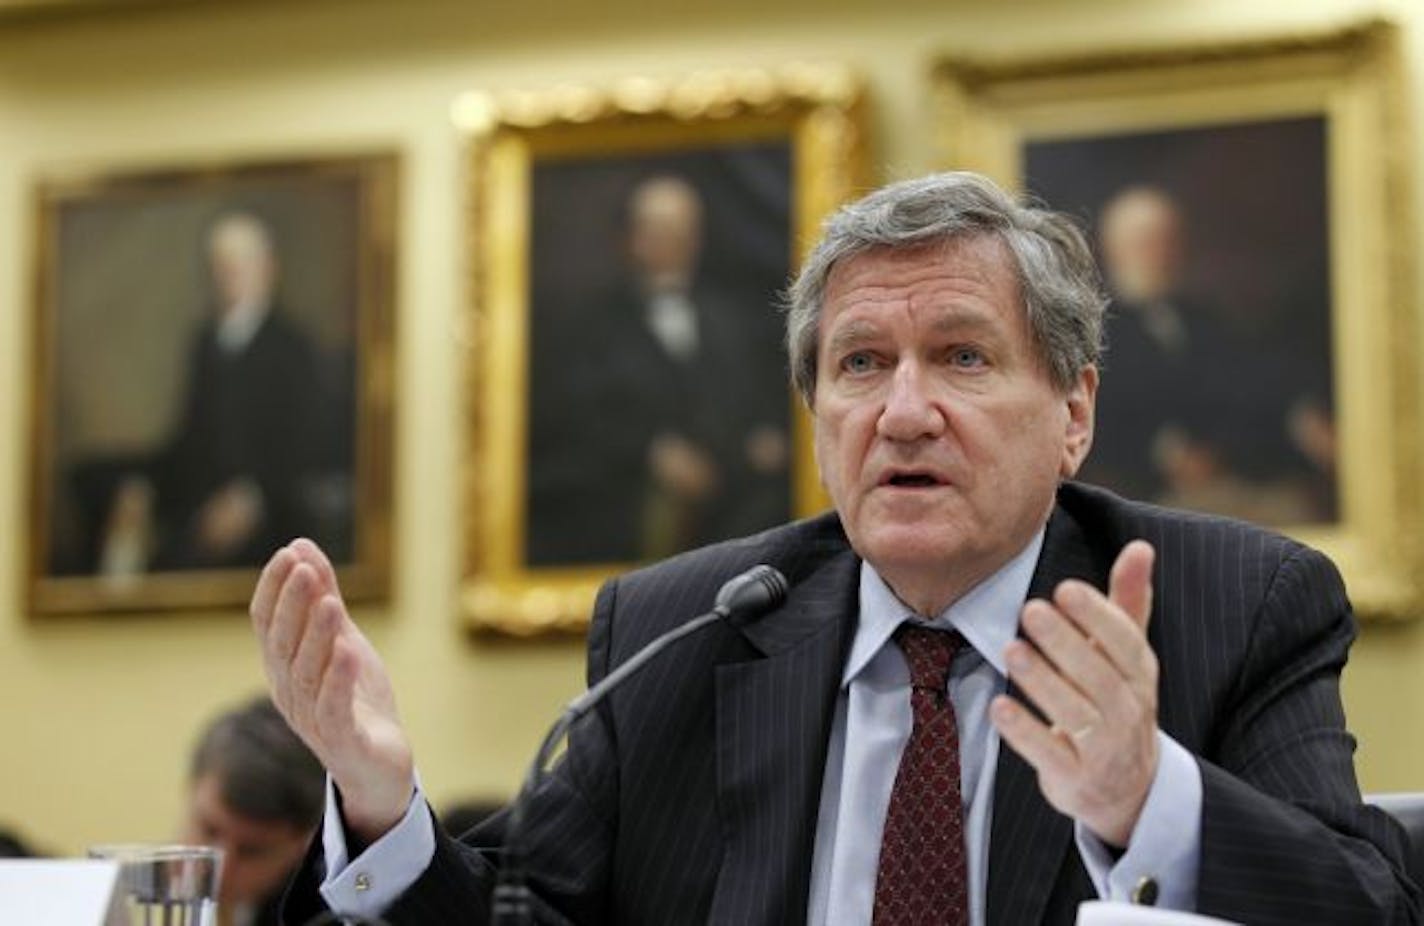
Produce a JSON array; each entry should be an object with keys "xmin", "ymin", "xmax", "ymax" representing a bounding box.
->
[{"xmin": 1109, "ymin": 539, "xmax": 1155, "ymax": 630}]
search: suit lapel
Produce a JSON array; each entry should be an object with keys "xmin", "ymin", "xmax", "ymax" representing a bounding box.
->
[
  {"xmin": 702, "ymin": 499, "xmax": 1113, "ymax": 923},
  {"xmin": 987, "ymin": 501, "xmax": 1106, "ymax": 924},
  {"xmin": 708, "ymin": 545, "xmax": 860, "ymax": 925}
]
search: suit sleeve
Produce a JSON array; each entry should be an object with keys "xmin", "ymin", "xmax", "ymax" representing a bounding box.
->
[
  {"xmin": 281, "ymin": 579, "xmax": 625, "ymax": 925},
  {"xmin": 1196, "ymin": 546, "xmax": 1420, "ymax": 924}
]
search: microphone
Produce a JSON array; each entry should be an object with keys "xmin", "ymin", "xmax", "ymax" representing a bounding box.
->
[
  {"xmin": 714, "ymin": 563, "xmax": 789, "ymax": 623},
  {"xmin": 492, "ymin": 564, "xmax": 789, "ymax": 924}
]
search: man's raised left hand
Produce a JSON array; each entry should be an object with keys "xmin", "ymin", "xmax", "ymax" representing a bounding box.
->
[{"xmin": 990, "ymin": 539, "xmax": 1159, "ymax": 848}]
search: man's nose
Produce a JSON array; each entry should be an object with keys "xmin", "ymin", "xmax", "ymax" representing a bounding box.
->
[{"xmin": 877, "ymin": 361, "xmax": 945, "ymax": 441}]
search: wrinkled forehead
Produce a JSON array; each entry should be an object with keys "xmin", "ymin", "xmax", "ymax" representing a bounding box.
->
[{"xmin": 819, "ymin": 234, "xmax": 1021, "ymax": 326}]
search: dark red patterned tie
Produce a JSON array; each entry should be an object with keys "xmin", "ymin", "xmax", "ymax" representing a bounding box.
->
[{"xmin": 872, "ymin": 624, "xmax": 969, "ymax": 926}]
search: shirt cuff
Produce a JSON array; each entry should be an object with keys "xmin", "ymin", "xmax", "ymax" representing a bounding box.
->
[
  {"xmin": 318, "ymin": 773, "xmax": 435, "ymax": 918},
  {"xmin": 1075, "ymin": 731, "xmax": 1202, "ymax": 910}
]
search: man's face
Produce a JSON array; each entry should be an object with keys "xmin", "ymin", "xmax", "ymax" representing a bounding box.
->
[
  {"xmin": 627, "ymin": 179, "xmax": 703, "ymax": 288},
  {"xmin": 1099, "ymin": 189, "xmax": 1183, "ymax": 303},
  {"xmin": 207, "ymin": 224, "xmax": 276, "ymax": 313},
  {"xmin": 182, "ymin": 773, "xmax": 311, "ymax": 907},
  {"xmin": 812, "ymin": 237, "xmax": 1096, "ymax": 609}
]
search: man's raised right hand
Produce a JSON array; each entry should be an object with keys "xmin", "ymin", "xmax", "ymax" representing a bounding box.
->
[{"xmin": 250, "ymin": 538, "xmax": 415, "ymax": 845}]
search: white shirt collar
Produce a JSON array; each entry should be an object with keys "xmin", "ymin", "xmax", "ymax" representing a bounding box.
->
[
  {"xmin": 645, "ymin": 290, "xmax": 699, "ymax": 362},
  {"xmin": 214, "ymin": 298, "xmax": 271, "ymax": 354},
  {"xmin": 843, "ymin": 527, "xmax": 1047, "ymax": 687}
]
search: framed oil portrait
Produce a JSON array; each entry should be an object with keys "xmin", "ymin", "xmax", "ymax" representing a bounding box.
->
[
  {"xmin": 457, "ymin": 66, "xmax": 868, "ymax": 634},
  {"xmin": 28, "ymin": 153, "xmax": 397, "ymax": 613},
  {"xmin": 934, "ymin": 21, "xmax": 1420, "ymax": 618}
]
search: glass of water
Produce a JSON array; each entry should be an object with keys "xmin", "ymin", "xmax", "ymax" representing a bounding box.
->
[{"xmin": 86, "ymin": 844, "xmax": 222, "ymax": 926}]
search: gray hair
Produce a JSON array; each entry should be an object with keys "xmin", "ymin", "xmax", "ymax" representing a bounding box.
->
[{"xmin": 786, "ymin": 171, "xmax": 1107, "ymax": 404}]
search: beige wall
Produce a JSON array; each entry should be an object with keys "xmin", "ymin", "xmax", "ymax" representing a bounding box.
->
[{"xmin": 0, "ymin": 0, "xmax": 1421, "ymax": 855}]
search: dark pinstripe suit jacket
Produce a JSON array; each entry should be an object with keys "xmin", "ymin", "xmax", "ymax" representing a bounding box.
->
[{"xmin": 285, "ymin": 482, "xmax": 1419, "ymax": 924}]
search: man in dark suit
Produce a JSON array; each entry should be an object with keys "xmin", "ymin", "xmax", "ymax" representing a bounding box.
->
[
  {"xmin": 251, "ymin": 172, "xmax": 1418, "ymax": 924},
  {"xmin": 97, "ymin": 211, "xmax": 323, "ymax": 575},
  {"xmin": 1082, "ymin": 185, "xmax": 1333, "ymax": 524},
  {"xmin": 527, "ymin": 175, "xmax": 790, "ymax": 566}
]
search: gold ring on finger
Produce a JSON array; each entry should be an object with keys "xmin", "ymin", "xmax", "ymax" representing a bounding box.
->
[{"xmin": 1051, "ymin": 723, "xmax": 1096, "ymax": 743}]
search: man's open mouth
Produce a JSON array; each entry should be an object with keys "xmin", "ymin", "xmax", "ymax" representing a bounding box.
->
[{"xmin": 882, "ymin": 471, "xmax": 944, "ymax": 488}]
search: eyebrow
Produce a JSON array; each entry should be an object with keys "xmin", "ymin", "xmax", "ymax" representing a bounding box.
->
[
  {"xmin": 826, "ymin": 319, "xmax": 883, "ymax": 356},
  {"xmin": 824, "ymin": 308, "xmax": 999, "ymax": 356}
]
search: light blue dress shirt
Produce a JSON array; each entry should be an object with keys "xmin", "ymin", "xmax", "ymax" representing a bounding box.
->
[
  {"xmin": 806, "ymin": 531, "xmax": 1203, "ymax": 924},
  {"xmin": 320, "ymin": 531, "xmax": 1203, "ymax": 922},
  {"xmin": 318, "ymin": 773, "xmax": 433, "ymax": 916}
]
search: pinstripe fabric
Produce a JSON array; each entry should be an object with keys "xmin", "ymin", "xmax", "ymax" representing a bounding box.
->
[
  {"xmin": 281, "ymin": 481, "xmax": 1419, "ymax": 924},
  {"xmin": 983, "ymin": 484, "xmax": 1419, "ymax": 925},
  {"xmin": 985, "ymin": 507, "xmax": 1102, "ymax": 925}
]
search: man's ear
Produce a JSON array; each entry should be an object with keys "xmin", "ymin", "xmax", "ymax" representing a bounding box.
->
[{"xmin": 1059, "ymin": 365, "xmax": 1098, "ymax": 479}]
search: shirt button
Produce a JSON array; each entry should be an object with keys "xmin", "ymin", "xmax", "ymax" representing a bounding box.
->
[
  {"xmin": 1131, "ymin": 875, "xmax": 1159, "ymax": 906},
  {"xmin": 354, "ymin": 872, "xmax": 372, "ymax": 893}
]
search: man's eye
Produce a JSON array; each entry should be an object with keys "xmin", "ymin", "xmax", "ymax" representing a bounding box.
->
[
  {"xmin": 950, "ymin": 347, "xmax": 985, "ymax": 368},
  {"xmin": 841, "ymin": 352, "xmax": 878, "ymax": 375}
]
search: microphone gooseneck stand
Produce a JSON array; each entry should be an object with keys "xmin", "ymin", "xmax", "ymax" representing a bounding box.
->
[{"xmin": 491, "ymin": 564, "xmax": 789, "ymax": 925}]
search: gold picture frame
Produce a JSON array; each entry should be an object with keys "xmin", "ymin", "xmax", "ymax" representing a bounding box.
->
[
  {"xmin": 457, "ymin": 65, "xmax": 869, "ymax": 635},
  {"xmin": 28, "ymin": 153, "xmax": 397, "ymax": 614},
  {"xmin": 934, "ymin": 21, "xmax": 1419, "ymax": 619}
]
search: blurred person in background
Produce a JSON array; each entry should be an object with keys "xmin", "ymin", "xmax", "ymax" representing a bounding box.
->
[
  {"xmin": 182, "ymin": 695, "xmax": 323, "ymax": 926},
  {"xmin": 0, "ymin": 826, "xmax": 40, "ymax": 858}
]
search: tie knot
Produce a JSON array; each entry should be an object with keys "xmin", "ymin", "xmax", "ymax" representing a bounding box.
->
[{"xmin": 893, "ymin": 624, "xmax": 962, "ymax": 692}]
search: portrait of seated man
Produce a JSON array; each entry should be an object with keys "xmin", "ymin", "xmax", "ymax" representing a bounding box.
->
[
  {"xmin": 1030, "ymin": 117, "xmax": 1338, "ymax": 527},
  {"xmin": 251, "ymin": 172, "xmax": 1417, "ymax": 925},
  {"xmin": 59, "ymin": 211, "xmax": 350, "ymax": 577},
  {"xmin": 527, "ymin": 160, "xmax": 792, "ymax": 567}
]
